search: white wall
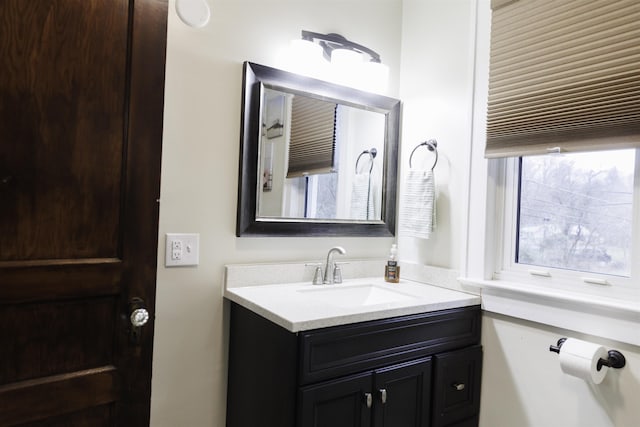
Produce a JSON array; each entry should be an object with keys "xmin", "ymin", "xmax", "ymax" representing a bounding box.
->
[
  {"xmin": 400, "ymin": 1, "xmax": 640, "ymax": 426},
  {"xmin": 482, "ymin": 313, "xmax": 640, "ymax": 427},
  {"xmin": 257, "ymin": 90, "xmax": 289, "ymax": 217},
  {"xmin": 151, "ymin": 1, "xmax": 402, "ymax": 425},
  {"xmin": 398, "ymin": 0, "xmax": 477, "ymax": 269}
]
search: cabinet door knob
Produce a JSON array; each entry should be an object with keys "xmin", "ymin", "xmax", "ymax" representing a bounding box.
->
[
  {"xmin": 452, "ymin": 383, "xmax": 466, "ymax": 391},
  {"xmin": 364, "ymin": 392, "xmax": 373, "ymax": 408},
  {"xmin": 379, "ymin": 388, "xmax": 387, "ymax": 404}
]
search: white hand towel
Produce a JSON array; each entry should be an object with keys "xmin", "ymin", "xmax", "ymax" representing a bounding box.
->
[
  {"xmin": 350, "ymin": 173, "xmax": 374, "ymax": 220},
  {"xmin": 399, "ymin": 169, "xmax": 436, "ymax": 239}
]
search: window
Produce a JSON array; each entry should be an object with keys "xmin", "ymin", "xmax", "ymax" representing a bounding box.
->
[
  {"xmin": 517, "ymin": 150, "xmax": 635, "ymax": 277},
  {"xmin": 484, "ymin": 0, "xmax": 640, "ymax": 299},
  {"xmin": 304, "ymin": 173, "xmax": 338, "ymax": 219},
  {"xmin": 494, "ymin": 149, "xmax": 639, "ymax": 300},
  {"xmin": 463, "ymin": 0, "xmax": 640, "ymax": 345}
]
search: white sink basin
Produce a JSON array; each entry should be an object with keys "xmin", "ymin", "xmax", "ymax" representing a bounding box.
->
[{"xmin": 297, "ymin": 284, "xmax": 418, "ymax": 308}]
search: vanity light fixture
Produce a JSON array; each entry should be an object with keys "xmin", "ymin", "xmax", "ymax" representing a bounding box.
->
[
  {"xmin": 283, "ymin": 30, "xmax": 389, "ymax": 94},
  {"xmin": 300, "ymin": 31, "xmax": 383, "ymax": 64}
]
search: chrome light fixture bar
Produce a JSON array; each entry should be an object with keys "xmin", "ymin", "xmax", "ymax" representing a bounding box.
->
[{"xmin": 300, "ymin": 30, "xmax": 383, "ymax": 63}]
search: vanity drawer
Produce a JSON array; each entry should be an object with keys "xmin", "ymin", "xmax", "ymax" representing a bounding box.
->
[
  {"xmin": 298, "ymin": 306, "xmax": 480, "ymax": 385},
  {"xmin": 431, "ymin": 345, "xmax": 483, "ymax": 427}
]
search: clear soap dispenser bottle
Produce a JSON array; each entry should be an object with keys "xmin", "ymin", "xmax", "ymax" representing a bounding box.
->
[{"xmin": 384, "ymin": 243, "xmax": 400, "ymax": 283}]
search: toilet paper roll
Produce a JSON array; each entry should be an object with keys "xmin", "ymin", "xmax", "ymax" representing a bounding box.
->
[{"xmin": 559, "ymin": 338, "xmax": 609, "ymax": 384}]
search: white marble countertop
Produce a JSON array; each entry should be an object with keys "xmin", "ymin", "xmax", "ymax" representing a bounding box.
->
[{"xmin": 224, "ymin": 276, "xmax": 481, "ymax": 332}]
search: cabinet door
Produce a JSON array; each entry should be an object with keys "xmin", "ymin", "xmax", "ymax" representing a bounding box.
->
[
  {"xmin": 372, "ymin": 357, "xmax": 432, "ymax": 427},
  {"xmin": 432, "ymin": 345, "xmax": 483, "ymax": 427},
  {"xmin": 299, "ymin": 372, "xmax": 372, "ymax": 427}
]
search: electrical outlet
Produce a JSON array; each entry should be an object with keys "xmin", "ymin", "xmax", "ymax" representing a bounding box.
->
[
  {"xmin": 165, "ymin": 233, "xmax": 199, "ymax": 267},
  {"xmin": 171, "ymin": 240, "xmax": 183, "ymax": 260}
]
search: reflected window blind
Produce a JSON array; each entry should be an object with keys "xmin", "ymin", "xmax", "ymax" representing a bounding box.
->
[
  {"xmin": 486, "ymin": 0, "xmax": 640, "ymax": 158},
  {"xmin": 287, "ymin": 95, "xmax": 337, "ymax": 178}
]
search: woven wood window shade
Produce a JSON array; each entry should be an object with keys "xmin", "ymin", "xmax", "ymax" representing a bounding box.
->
[
  {"xmin": 486, "ymin": 0, "xmax": 640, "ymax": 158},
  {"xmin": 287, "ymin": 95, "xmax": 337, "ymax": 177}
]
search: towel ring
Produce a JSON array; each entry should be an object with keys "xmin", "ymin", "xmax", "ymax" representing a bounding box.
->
[
  {"xmin": 355, "ymin": 148, "xmax": 377, "ymax": 174},
  {"xmin": 409, "ymin": 139, "xmax": 438, "ymax": 170}
]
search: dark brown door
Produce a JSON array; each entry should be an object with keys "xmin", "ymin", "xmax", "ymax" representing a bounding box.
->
[{"xmin": 0, "ymin": 0, "xmax": 167, "ymax": 425}]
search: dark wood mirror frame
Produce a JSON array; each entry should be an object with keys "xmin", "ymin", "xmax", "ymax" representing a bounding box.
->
[{"xmin": 236, "ymin": 61, "xmax": 401, "ymax": 237}]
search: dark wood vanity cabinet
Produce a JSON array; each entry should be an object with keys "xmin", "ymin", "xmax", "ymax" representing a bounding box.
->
[{"xmin": 226, "ymin": 303, "xmax": 482, "ymax": 427}]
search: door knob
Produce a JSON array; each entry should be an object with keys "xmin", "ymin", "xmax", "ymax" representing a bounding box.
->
[
  {"xmin": 128, "ymin": 298, "xmax": 149, "ymax": 344},
  {"xmin": 130, "ymin": 308, "xmax": 150, "ymax": 327}
]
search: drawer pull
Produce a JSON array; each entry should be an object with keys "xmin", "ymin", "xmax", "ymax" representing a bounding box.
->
[
  {"xmin": 379, "ymin": 388, "xmax": 387, "ymax": 404},
  {"xmin": 364, "ymin": 392, "xmax": 373, "ymax": 408},
  {"xmin": 453, "ymin": 383, "xmax": 466, "ymax": 391}
]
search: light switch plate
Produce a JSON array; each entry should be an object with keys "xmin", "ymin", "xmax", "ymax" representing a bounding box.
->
[{"xmin": 165, "ymin": 233, "xmax": 200, "ymax": 267}]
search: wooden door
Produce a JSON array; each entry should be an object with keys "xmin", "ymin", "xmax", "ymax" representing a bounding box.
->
[
  {"xmin": 298, "ymin": 372, "xmax": 372, "ymax": 427},
  {"xmin": 373, "ymin": 357, "xmax": 432, "ymax": 427},
  {"xmin": 0, "ymin": 0, "xmax": 168, "ymax": 425}
]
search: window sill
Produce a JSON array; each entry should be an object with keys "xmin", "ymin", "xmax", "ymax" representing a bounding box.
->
[{"xmin": 458, "ymin": 277, "xmax": 640, "ymax": 346}]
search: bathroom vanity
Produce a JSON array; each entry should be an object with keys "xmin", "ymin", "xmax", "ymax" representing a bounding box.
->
[
  {"xmin": 231, "ymin": 58, "xmax": 482, "ymax": 427},
  {"xmin": 224, "ymin": 269, "xmax": 483, "ymax": 427}
]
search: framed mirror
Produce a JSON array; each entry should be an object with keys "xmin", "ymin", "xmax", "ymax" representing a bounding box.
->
[{"xmin": 236, "ymin": 62, "xmax": 400, "ymax": 236}]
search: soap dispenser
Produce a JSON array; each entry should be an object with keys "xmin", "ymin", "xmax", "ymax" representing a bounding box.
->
[{"xmin": 384, "ymin": 243, "xmax": 400, "ymax": 283}]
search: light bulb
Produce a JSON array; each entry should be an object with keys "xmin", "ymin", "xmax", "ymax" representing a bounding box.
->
[
  {"xmin": 330, "ymin": 49, "xmax": 363, "ymax": 66},
  {"xmin": 282, "ymin": 39, "xmax": 327, "ymax": 79},
  {"xmin": 330, "ymin": 49, "xmax": 363, "ymax": 87},
  {"xmin": 359, "ymin": 61, "xmax": 389, "ymax": 94}
]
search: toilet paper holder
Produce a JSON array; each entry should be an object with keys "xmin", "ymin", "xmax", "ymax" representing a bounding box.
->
[{"xmin": 549, "ymin": 338, "xmax": 626, "ymax": 370}]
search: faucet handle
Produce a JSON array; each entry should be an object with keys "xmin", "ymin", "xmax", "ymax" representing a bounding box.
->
[
  {"xmin": 313, "ymin": 266, "xmax": 324, "ymax": 285},
  {"xmin": 333, "ymin": 265, "xmax": 343, "ymax": 284},
  {"xmin": 333, "ymin": 262, "xmax": 349, "ymax": 284},
  {"xmin": 305, "ymin": 263, "xmax": 323, "ymax": 285}
]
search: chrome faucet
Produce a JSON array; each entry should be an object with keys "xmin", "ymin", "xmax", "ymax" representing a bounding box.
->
[{"xmin": 323, "ymin": 246, "xmax": 346, "ymax": 284}]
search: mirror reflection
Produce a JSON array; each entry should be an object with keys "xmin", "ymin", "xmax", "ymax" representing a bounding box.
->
[{"xmin": 258, "ymin": 88, "xmax": 386, "ymax": 221}]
